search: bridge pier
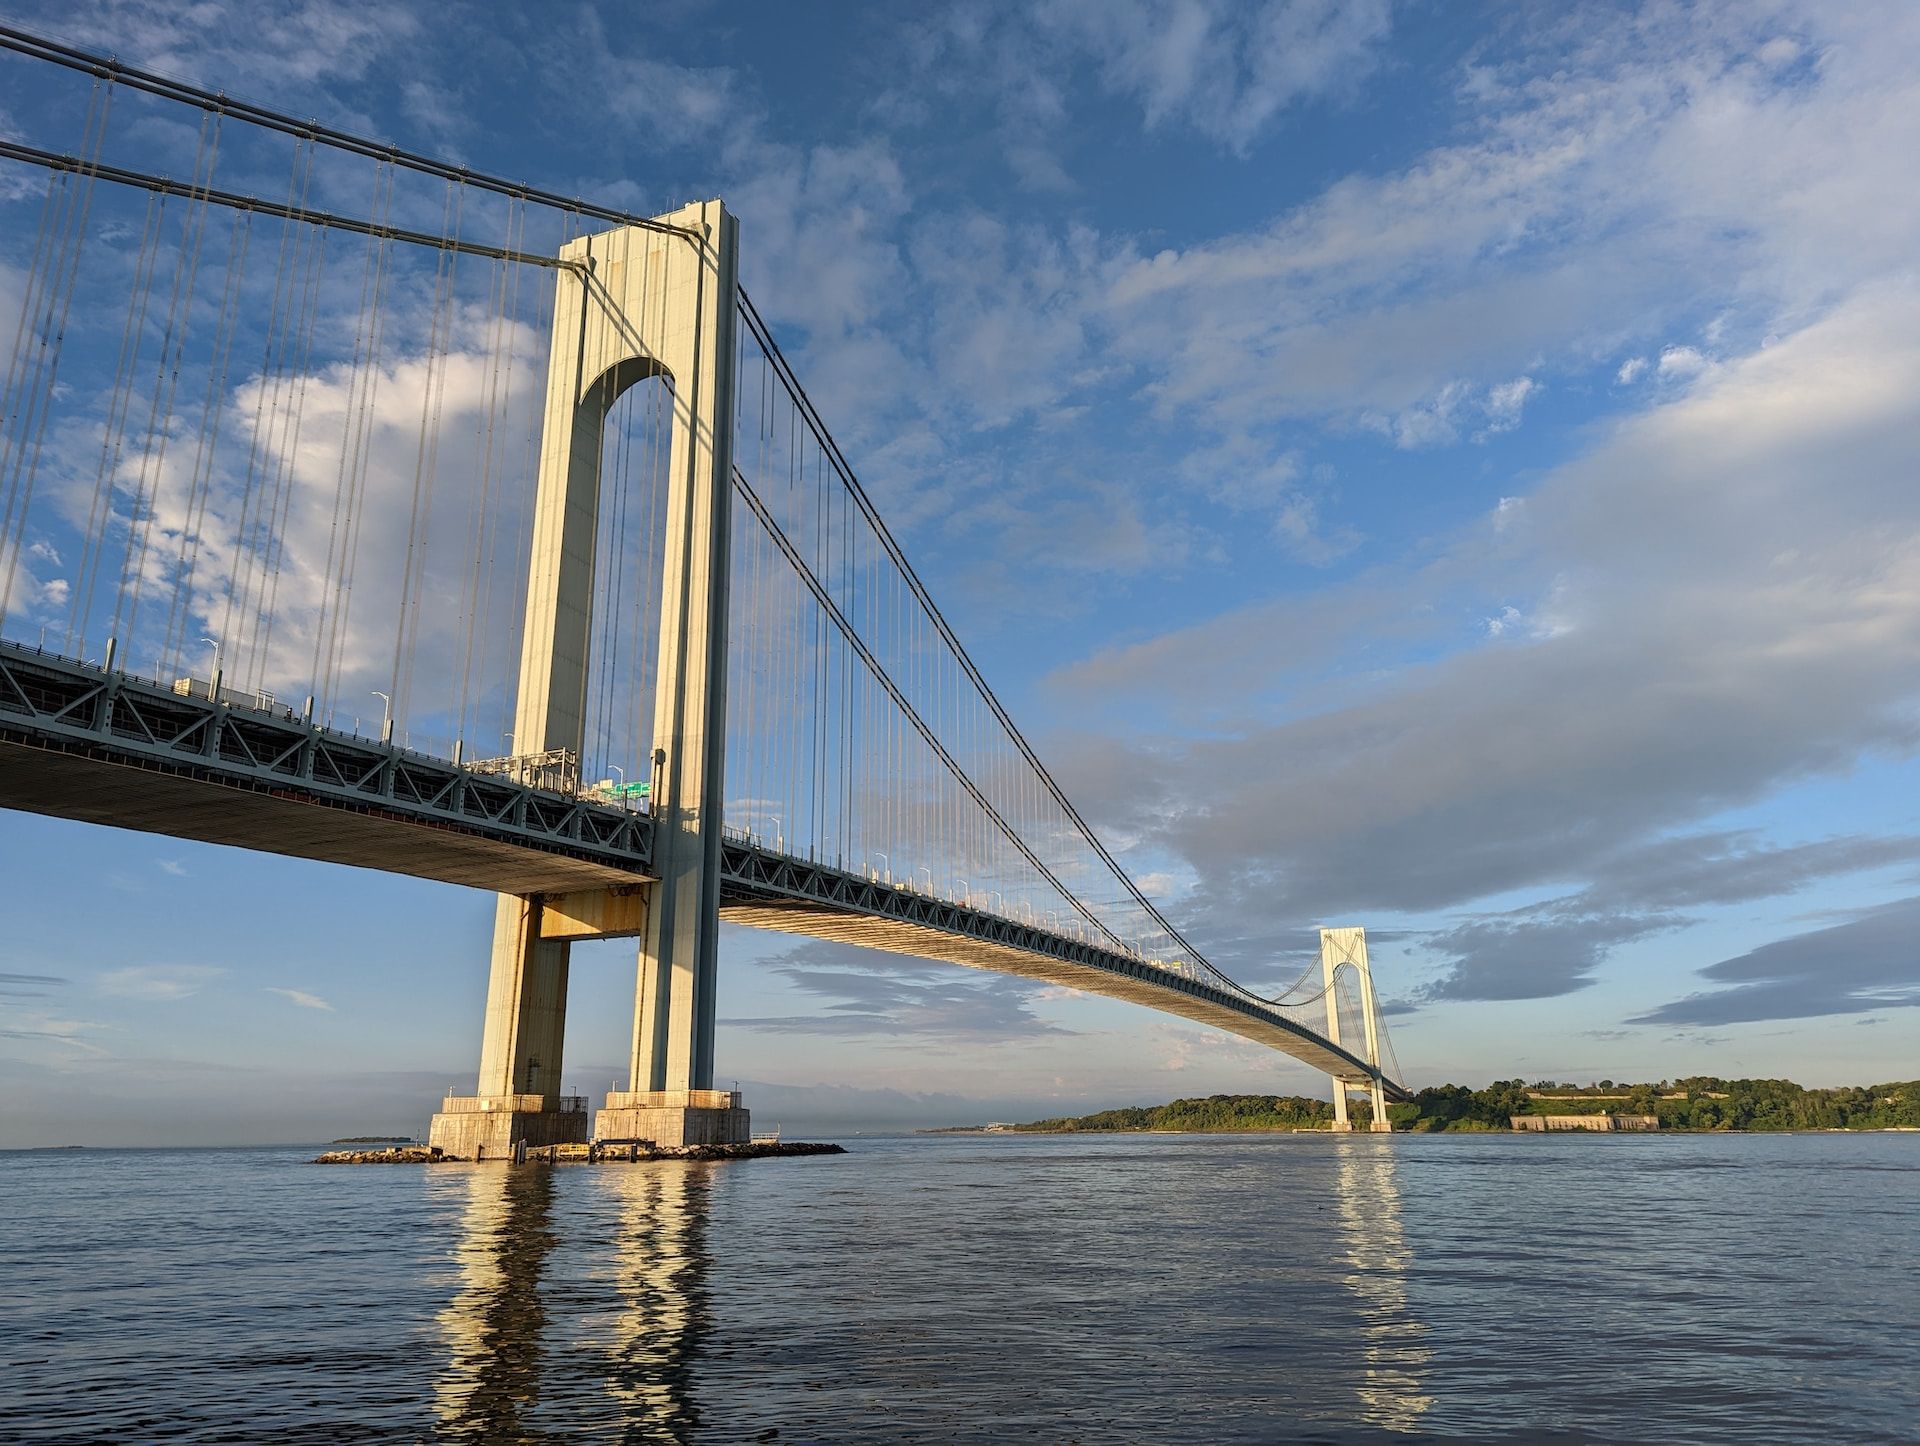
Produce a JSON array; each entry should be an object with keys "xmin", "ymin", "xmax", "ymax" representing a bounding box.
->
[
  {"xmin": 1321, "ymin": 927, "xmax": 1395, "ymax": 1133},
  {"xmin": 595, "ymin": 197, "xmax": 744, "ymax": 1149},
  {"xmin": 436, "ymin": 200, "xmax": 745, "ymax": 1157},
  {"xmin": 429, "ymin": 896, "xmax": 588, "ymax": 1159}
]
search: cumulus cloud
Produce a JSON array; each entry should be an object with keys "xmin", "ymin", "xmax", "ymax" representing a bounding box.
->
[
  {"xmin": 1084, "ymin": 2, "xmax": 1920, "ymax": 441},
  {"xmin": 1657, "ymin": 345, "xmax": 1710, "ymax": 379},
  {"xmin": 1047, "ymin": 283, "xmax": 1920, "ymax": 984}
]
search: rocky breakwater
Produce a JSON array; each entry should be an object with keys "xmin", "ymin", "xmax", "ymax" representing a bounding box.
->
[
  {"xmin": 591, "ymin": 1140, "xmax": 846, "ymax": 1162},
  {"xmin": 311, "ymin": 1141, "xmax": 846, "ymax": 1163}
]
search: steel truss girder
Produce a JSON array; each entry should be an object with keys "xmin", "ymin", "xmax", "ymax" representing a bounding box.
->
[
  {"xmin": 715, "ymin": 841, "xmax": 1406, "ymax": 1098},
  {"xmin": 0, "ymin": 641, "xmax": 652, "ymax": 874}
]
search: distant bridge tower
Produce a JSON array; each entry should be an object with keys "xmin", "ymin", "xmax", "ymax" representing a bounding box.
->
[
  {"xmin": 1320, "ymin": 927, "xmax": 1392, "ymax": 1132},
  {"xmin": 430, "ymin": 200, "xmax": 744, "ymax": 1160}
]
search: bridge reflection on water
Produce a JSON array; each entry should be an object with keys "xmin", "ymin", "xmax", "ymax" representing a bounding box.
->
[
  {"xmin": 422, "ymin": 1146, "xmax": 1432, "ymax": 1441},
  {"xmin": 432, "ymin": 1165, "xmax": 711, "ymax": 1441},
  {"xmin": 1334, "ymin": 1142, "xmax": 1434, "ymax": 1434}
]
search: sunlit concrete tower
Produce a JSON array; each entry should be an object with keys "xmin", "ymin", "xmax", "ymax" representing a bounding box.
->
[
  {"xmin": 1320, "ymin": 926, "xmax": 1393, "ymax": 1132},
  {"xmin": 430, "ymin": 200, "xmax": 745, "ymax": 1159}
]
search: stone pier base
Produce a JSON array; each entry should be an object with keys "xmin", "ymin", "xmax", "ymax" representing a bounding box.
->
[
  {"xmin": 428, "ymin": 1094, "xmax": 589, "ymax": 1161},
  {"xmin": 594, "ymin": 1088, "xmax": 749, "ymax": 1147}
]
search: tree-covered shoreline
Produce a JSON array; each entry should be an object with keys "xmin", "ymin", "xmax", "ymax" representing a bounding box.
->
[{"xmin": 996, "ymin": 1078, "xmax": 1920, "ymax": 1134}]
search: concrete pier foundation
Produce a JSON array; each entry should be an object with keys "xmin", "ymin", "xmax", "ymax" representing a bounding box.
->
[
  {"xmin": 431, "ymin": 895, "xmax": 589, "ymax": 1158},
  {"xmin": 429, "ymin": 1094, "xmax": 588, "ymax": 1160},
  {"xmin": 595, "ymin": 1089, "xmax": 749, "ymax": 1147}
]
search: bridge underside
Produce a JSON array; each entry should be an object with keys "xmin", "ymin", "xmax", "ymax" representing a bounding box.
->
[
  {"xmin": 719, "ymin": 898, "xmax": 1379, "ymax": 1085},
  {"xmin": 0, "ymin": 739, "xmax": 640, "ymax": 895}
]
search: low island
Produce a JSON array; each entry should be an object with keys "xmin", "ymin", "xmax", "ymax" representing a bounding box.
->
[{"xmin": 965, "ymin": 1077, "xmax": 1920, "ymax": 1134}]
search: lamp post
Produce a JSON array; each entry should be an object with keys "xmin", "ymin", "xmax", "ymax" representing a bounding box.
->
[
  {"xmin": 371, "ymin": 690, "xmax": 392, "ymax": 744},
  {"xmin": 871, "ymin": 851, "xmax": 889, "ymax": 885},
  {"xmin": 201, "ymin": 635, "xmax": 221, "ymax": 699}
]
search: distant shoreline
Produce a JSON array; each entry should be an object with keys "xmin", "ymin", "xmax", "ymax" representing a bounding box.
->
[
  {"xmin": 958, "ymin": 1080, "xmax": 1919, "ymax": 1135},
  {"xmin": 930, "ymin": 1124, "xmax": 1920, "ymax": 1136}
]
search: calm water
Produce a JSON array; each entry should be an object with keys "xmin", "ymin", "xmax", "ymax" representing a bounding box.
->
[{"xmin": 1, "ymin": 1131, "xmax": 1915, "ymax": 1443}]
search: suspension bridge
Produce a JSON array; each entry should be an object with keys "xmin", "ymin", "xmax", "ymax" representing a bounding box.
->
[{"xmin": 0, "ymin": 27, "xmax": 1407, "ymax": 1155}]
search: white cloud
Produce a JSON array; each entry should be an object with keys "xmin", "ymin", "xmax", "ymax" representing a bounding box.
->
[
  {"xmin": 156, "ymin": 860, "xmax": 188, "ymax": 878},
  {"xmin": 1047, "ymin": 280, "xmax": 1920, "ymax": 974},
  {"xmin": 265, "ymin": 987, "xmax": 334, "ymax": 1012},
  {"xmin": 1034, "ymin": 0, "xmax": 1395, "ymax": 153},
  {"xmin": 0, "ymin": 1009, "xmax": 109, "ymax": 1054},
  {"xmin": 1079, "ymin": 2, "xmax": 1920, "ymax": 443},
  {"xmin": 37, "ymin": 1, "xmax": 423, "ymax": 95},
  {"xmin": 97, "ymin": 965, "xmax": 225, "ymax": 1001},
  {"xmin": 1372, "ymin": 378, "xmax": 1540, "ymax": 450},
  {"xmin": 1657, "ymin": 345, "xmax": 1710, "ymax": 379},
  {"xmin": 1617, "ymin": 356, "xmax": 1648, "ymax": 384},
  {"xmin": 1483, "ymin": 376, "xmax": 1539, "ymax": 434}
]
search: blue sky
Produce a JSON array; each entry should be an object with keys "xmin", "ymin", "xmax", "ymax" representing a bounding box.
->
[{"xmin": 3, "ymin": 0, "xmax": 1919, "ymax": 1145}]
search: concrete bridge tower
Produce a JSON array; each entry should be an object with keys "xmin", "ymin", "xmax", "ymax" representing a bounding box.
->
[
  {"xmin": 1320, "ymin": 926, "xmax": 1393, "ymax": 1133},
  {"xmin": 430, "ymin": 200, "xmax": 744, "ymax": 1159}
]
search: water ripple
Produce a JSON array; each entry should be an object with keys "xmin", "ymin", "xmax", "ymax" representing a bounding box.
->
[{"xmin": 0, "ymin": 1132, "xmax": 1914, "ymax": 1442}]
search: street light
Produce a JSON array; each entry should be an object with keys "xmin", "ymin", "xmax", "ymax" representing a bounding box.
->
[
  {"xmin": 201, "ymin": 635, "xmax": 221, "ymax": 696},
  {"xmin": 767, "ymin": 814, "xmax": 784, "ymax": 852},
  {"xmin": 917, "ymin": 866, "xmax": 932, "ymax": 893},
  {"xmin": 871, "ymin": 851, "xmax": 889, "ymax": 885},
  {"xmin": 956, "ymin": 879, "xmax": 970, "ymax": 906},
  {"xmin": 371, "ymin": 691, "xmax": 392, "ymax": 743}
]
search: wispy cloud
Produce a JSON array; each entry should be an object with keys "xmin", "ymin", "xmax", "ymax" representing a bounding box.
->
[
  {"xmin": 97, "ymin": 965, "xmax": 225, "ymax": 1001},
  {"xmin": 265, "ymin": 987, "xmax": 334, "ymax": 1012},
  {"xmin": 727, "ymin": 942, "xmax": 1071, "ymax": 1041},
  {"xmin": 0, "ymin": 1010, "xmax": 109, "ymax": 1054},
  {"xmin": 0, "ymin": 971, "xmax": 65, "ymax": 999},
  {"xmin": 1631, "ymin": 896, "xmax": 1920, "ymax": 1027}
]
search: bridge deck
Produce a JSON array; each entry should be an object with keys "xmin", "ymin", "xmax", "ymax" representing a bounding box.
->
[
  {"xmin": 0, "ymin": 741, "xmax": 639, "ymax": 894},
  {"xmin": 0, "ymin": 642, "xmax": 651, "ymax": 895},
  {"xmin": 716, "ymin": 841, "xmax": 1407, "ymax": 1096},
  {"xmin": 721, "ymin": 899, "xmax": 1378, "ymax": 1083},
  {"xmin": 0, "ymin": 641, "xmax": 1406, "ymax": 1097}
]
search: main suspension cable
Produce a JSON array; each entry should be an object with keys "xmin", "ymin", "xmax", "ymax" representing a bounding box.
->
[{"xmin": 0, "ymin": 24, "xmax": 698, "ymax": 239}]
